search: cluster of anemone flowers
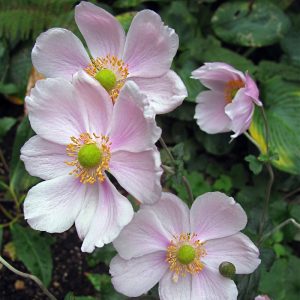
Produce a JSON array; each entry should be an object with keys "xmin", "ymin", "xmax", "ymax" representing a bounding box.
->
[{"xmin": 21, "ymin": 1, "xmax": 263, "ymax": 299}]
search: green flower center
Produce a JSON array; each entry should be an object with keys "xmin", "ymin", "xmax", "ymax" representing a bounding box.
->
[
  {"xmin": 177, "ymin": 245, "xmax": 196, "ymax": 265},
  {"xmin": 95, "ymin": 69, "xmax": 117, "ymax": 91},
  {"xmin": 78, "ymin": 143, "xmax": 102, "ymax": 169}
]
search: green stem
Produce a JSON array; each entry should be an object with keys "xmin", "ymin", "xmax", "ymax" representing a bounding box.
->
[
  {"xmin": 0, "ymin": 148, "xmax": 9, "ymax": 173},
  {"xmin": 159, "ymin": 137, "xmax": 194, "ymax": 205},
  {"xmin": 0, "ymin": 203, "xmax": 15, "ymax": 220},
  {"xmin": 261, "ymin": 218, "xmax": 300, "ymax": 242},
  {"xmin": 0, "ymin": 255, "xmax": 57, "ymax": 300}
]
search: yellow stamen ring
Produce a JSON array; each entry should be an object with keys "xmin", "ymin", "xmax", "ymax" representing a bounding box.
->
[
  {"xmin": 65, "ymin": 133, "xmax": 111, "ymax": 184},
  {"xmin": 166, "ymin": 233, "xmax": 206, "ymax": 283},
  {"xmin": 224, "ymin": 79, "xmax": 245, "ymax": 104},
  {"xmin": 85, "ymin": 54, "xmax": 129, "ymax": 103}
]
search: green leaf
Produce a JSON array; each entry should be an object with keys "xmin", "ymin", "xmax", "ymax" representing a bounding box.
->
[
  {"xmin": 245, "ymin": 155, "xmax": 263, "ymax": 175},
  {"xmin": 249, "ymin": 77, "xmax": 300, "ymax": 174},
  {"xmin": 86, "ymin": 244, "xmax": 116, "ymax": 267},
  {"xmin": 11, "ymin": 224, "xmax": 53, "ymax": 286},
  {"xmin": 213, "ymin": 175, "xmax": 232, "ymax": 193},
  {"xmin": 0, "ymin": 83, "xmax": 18, "ymax": 95},
  {"xmin": 9, "ymin": 116, "xmax": 39, "ymax": 193},
  {"xmin": 0, "ymin": 117, "xmax": 16, "ymax": 141},
  {"xmin": 116, "ymin": 12, "xmax": 135, "ymax": 32},
  {"xmin": 212, "ymin": 1, "xmax": 291, "ymax": 47},
  {"xmin": 281, "ymin": 29, "xmax": 300, "ymax": 66},
  {"xmin": 64, "ymin": 293, "xmax": 96, "ymax": 300}
]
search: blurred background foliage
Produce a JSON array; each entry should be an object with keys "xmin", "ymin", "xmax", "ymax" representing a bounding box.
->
[{"xmin": 0, "ymin": 0, "xmax": 300, "ymax": 299}]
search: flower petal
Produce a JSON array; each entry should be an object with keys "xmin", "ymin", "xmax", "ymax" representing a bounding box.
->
[
  {"xmin": 190, "ymin": 192, "xmax": 247, "ymax": 241},
  {"xmin": 245, "ymin": 73, "xmax": 262, "ymax": 106},
  {"xmin": 132, "ymin": 70, "xmax": 187, "ymax": 114},
  {"xmin": 191, "ymin": 62, "xmax": 245, "ymax": 91},
  {"xmin": 25, "ymin": 78, "xmax": 86, "ymax": 145},
  {"xmin": 146, "ymin": 192, "xmax": 190, "ymax": 236},
  {"xmin": 192, "ymin": 266, "xmax": 238, "ymax": 300},
  {"xmin": 32, "ymin": 28, "xmax": 90, "ymax": 80},
  {"xmin": 203, "ymin": 233, "xmax": 261, "ymax": 274},
  {"xmin": 113, "ymin": 209, "xmax": 171, "ymax": 260},
  {"xmin": 109, "ymin": 81, "xmax": 161, "ymax": 152},
  {"xmin": 80, "ymin": 177, "xmax": 134, "ymax": 253},
  {"xmin": 21, "ymin": 135, "xmax": 68, "ymax": 180},
  {"xmin": 123, "ymin": 10, "xmax": 178, "ymax": 78},
  {"xmin": 225, "ymin": 89, "xmax": 254, "ymax": 138},
  {"xmin": 24, "ymin": 175, "xmax": 85, "ymax": 233},
  {"xmin": 194, "ymin": 91, "xmax": 231, "ymax": 134},
  {"xmin": 73, "ymin": 71, "xmax": 113, "ymax": 135},
  {"xmin": 75, "ymin": 1, "xmax": 125, "ymax": 58},
  {"xmin": 109, "ymin": 149, "xmax": 162, "ymax": 204},
  {"xmin": 110, "ymin": 252, "xmax": 168, "ymax": 297},
  {"xmin": 159, "ymin": 271, "xmax": 192, "ymax": 300}
]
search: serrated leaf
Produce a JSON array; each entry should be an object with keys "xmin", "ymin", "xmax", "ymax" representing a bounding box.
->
[
  {"xmin": 249, "ymin": 77, "xmax": 300, "ymax": 174},
  {"xmin": 213, "ymin": 175, "xmax": 232, "ymax": 193},
  {"xmin": 11, "ymin": 224, "xmax": 53, "ymax": 286},
  {"xmin": 212, "ymin": 1, "xmax": 291, "ymax": 47},
  {"xmin": 0, "ymin": 117, "xmax": 16, "ymax": 141},
  {"xmin": 245, "ymin": 155, "xmax": 263, "ymax": 175}
]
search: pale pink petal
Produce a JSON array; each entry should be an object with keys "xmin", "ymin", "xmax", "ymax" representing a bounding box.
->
[
  {"xmin": 191, "ymin": 62, "xmax": 245, "ymax": 91},
  {"xmin": 225, "ymin": 89, "xmax": 254, "ymax": 138},
  {"xmin": 245, "ymin": 73, "xmax": 262, "ymax": 106},
  {"xmin": 113, "ymin": 209, "xmax": 171, "ymax": 260},
  {"xmin": 123, "ymin": 10, "xmax": 178, "ymax": 78},
  {"xmin": 146, "ymin": 192, "xmax": 190, "ymax": 236},
  {"xmin": 75, "ymin": 1, "xmax": 125, "ymax": 58},
  {"xmin": 190, "ymin": 192, "xmax": 247, "ymax": 241},
  {"xmin": 24, "ymin": 175, "xmax": 85, "ymax": 233},
  {"xmin": 203, "ymin": 233, "xmax": 261, "ymax": 274},
  {"xmin": 32, "ymin": 28, "xmax": 90, "ymax": 80},
  {"xmin": 73, "ymin": 71, "xmax": 113, "ymax": 135},
  {"xmin": 109, "ymin": 81, "xmax": 161, "ymax": 152},
  {"xmin": 132, "ymin": 70, "xmax": 187, "ymax": 114},
  {"xmin": 80, "ymin": 177, "xmax": 134, "ymax": 253},
  {"xmin": 21, "ymin": 135, "xmax": 68, "ymax": 180},
  {"xmin": 194, "ymin": 91, "xmax": 231, "ymax": 134},
  {"xmin": 192, "ymin": 266, "xmax": 238, "ymax": 300},
  {"xmin": 109, "ymin": 149, "xmax": 162, "ymax": 205},
  {"xmin": 110, "ymin": 252, "xmax": 168, "ymax": 297},
  {"xmin": 25, "ymin": 78, "xmax": 86, "ymax": 145},
  {"xmin": 159, "ymin": 271, "xmax": 192, "ymax": 300},
  {"xmin": 255, "ymin": 295, "xmax": 271, "ymax": 300}
]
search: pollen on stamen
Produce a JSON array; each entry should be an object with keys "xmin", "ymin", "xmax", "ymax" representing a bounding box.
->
[
  {"xmin": 85, "ymin": 54, "xmax": 129, "ymax": 103},
  {"xmin": 65, "ymin": 133, "xmax": 111, "ymax": 184},
  {"xmin": 224, "ymin": 79, "xmax": 245, "ymax": 104},
  {"xmin": 166, "ymin": 233, "xmax": 207, "ymax": 283}
]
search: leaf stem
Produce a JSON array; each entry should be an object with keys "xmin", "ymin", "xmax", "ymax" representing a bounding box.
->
[
  {"xmin": 159, "ymin": 137, "xmax": 194, "ymax": 205},
  {"xmin": 0, "ymin": 255, "xmax": 57, "ymax": 300}
]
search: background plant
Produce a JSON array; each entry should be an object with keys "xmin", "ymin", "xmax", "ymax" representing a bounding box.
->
[{"xmin": 0, "ymin": 0, "xmax": 300, "ymax": 299}]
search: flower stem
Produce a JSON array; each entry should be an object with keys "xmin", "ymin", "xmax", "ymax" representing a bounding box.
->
[
  {"xmin": 0, "ymin": 255, "xmax": 57, "ymax": 300},
  {"xmin": 159, "ymin": 137, "xmax": 194, "ymax": 205},
  {"xmin": 261, "ymin": 218, "xmax": 300, "ymax": 242}
]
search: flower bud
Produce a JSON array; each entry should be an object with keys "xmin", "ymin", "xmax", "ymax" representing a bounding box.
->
[{"xmin": 219, "ymin": 261, "xmax": 236, "ymax": 279}]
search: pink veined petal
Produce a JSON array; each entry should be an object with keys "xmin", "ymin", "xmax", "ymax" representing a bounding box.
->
[
  {"xmin": 123, "ymin": 10, "xmax": 178, "ymax": 78},
  {"xmin": 194, "ymin": 90, "xmax": 232, "ymax": 134},
  {"xmin": 109, "ymin": 149, "xmax": 162, "ymax": 205},
  {"xmin": 109, "ymin": 81, "xmax": 161, "ymax": 152},
  {"xmin": 190, "ymin": 192, "xmax": 247, "ymax": 241},
  {"xmin": 203, "ymin": 233, "xmax": 261, "ymax": 274},
  {"xmin": 159, "ymin": 271, "xmax": 192, "ymax": 300},
  {"xmin": 72, "ymin": 71, "xmax": 113, "ymax": 135},
  {"xmin": 25, "ymin": 78, "xmax": 86, "ymax": 145},
  {"xmin": 192, "ymin": 265, "xmax": 238, "ymax": 300},
  {"xmin": 146, "ymin": 192, "xmax": 190, "ymax": 237},
  {"xmin": 80, "ymin": 177, "xmax": 134, "ymax": 253},
  {"xmin": 225, "ymin": 88, "xmax": 254, "ymax": 138},
  {"xmin": 191, "ymin": 62, "xmax": 245, "ymax": 92},
  {"xmin": 20, "ymin": 135, "xmax": 68, "ymax": 180},
  {"xmin": 132, "ymin": 70, "xmax": 187, "ymax": 114},
  {"xmin": 24, "ymin": 175, "xmax": 86, "ymax": 233},
  {"xmin": 32, "ymin": 28, "xmax": 90, "ymax": 80},
  {"xmin": 113, "ymin": 209, "xmax": 172, "ymax": 260},
  {"xmin": 75, "ymin": 1, "xmax": 125, "ymax": 58},
  {"xmin": 110, "ymin": 252, "xmax": 168, "ymax": 297},
  {"xmin": 245, "ymin": 73, "xmax": 262, "ymax": 106}
]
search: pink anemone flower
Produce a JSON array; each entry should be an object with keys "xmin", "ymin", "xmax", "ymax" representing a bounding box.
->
[
  {"xmin": 192, "ymin": 62, "xmax": 262, "ymax": 138},
  {"xmin": 20, "ymin": 72, "xmax": 162, "ymax": 253},
  {"xmin": 110, "ymin": 192, "xmax": 260, "ymax": 299},
  {"xmin": 255, "ymin": 295, "xmax": 271, "ymax": 300},
  {"xmin": 32, "ymin": 1, "xmax": 187, "ymax": 114}
]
